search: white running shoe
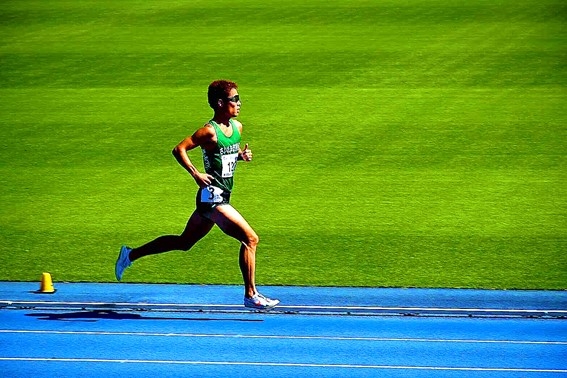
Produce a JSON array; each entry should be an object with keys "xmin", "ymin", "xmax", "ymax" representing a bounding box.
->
[
  {"xmin": 244, "ymin": 293, "xmax": 280, "ymax": 310},
  {"xmin": 115, "ymin": 246, "xmax": 132, "ymax": 281}
]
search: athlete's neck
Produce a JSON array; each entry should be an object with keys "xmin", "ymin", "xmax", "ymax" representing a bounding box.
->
[{"xmin": 212, "ymin": 114, "xmax": 232, "ymax": 128}]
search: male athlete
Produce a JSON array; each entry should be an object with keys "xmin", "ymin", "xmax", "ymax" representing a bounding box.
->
[{"xmin": 115, "ymin": 80, "xmax": 279, "ymax": 310}]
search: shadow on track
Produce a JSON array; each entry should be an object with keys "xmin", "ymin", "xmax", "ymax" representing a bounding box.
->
[{"xmin": 25, "ymin": 310, "xmax": 262, "ymax": 323}]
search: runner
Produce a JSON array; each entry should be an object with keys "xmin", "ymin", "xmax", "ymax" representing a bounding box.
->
[{"xmin": 115, "ymin": 80, "xmax": 279, "ymax": 310}]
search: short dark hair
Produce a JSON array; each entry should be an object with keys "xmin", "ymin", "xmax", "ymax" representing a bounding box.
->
[{"xmin": 208, "ymin": 80, "xmax": 238, "ymax": 110}]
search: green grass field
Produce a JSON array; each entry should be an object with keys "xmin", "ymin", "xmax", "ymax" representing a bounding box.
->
[{"xmin": 1, "ymin": 0, "xmax": 565, "ymax": 289}]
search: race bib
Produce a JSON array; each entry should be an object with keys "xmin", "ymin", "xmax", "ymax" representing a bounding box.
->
[
  {"xmin": 200, "ymin": 185, "xmax": 224, "ymax": 203},
  {"xmin": 221, "ymin": 153, "xmax": 238, "ymax": 178}
]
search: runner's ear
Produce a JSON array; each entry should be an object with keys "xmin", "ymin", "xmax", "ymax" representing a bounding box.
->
[{"xmin": 217, "ymin": 99, "xmax": 224, "ymax": 109}]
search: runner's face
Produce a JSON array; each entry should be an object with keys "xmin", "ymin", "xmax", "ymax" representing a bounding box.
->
[{"xmin": 225, "ymin": 88, "xmax": 241, "ymax": 117}]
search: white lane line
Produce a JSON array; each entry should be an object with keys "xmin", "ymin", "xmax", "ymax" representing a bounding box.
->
[
  {"xmin": 0, "ymin": 357, "xmax": 565, "ymax": 373},
  {"xmin": 2, "ymin": 300, "xmax": 566, "ymax": 316},
  {"xmin": 1, "ymin": 329, "xmax": 565, "ymax": 345}
]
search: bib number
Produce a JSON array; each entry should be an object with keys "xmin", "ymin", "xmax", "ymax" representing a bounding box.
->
[
  {"xmin": 221, "ymin": 153, "xmax": 238, "ymax": 178},
  {"xmin": 201, "ymin": 185, "xmax": 224, "ymax": 203}
]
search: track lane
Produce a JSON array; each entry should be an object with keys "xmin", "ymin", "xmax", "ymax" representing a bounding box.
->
[{"xmin": 1, "ymin": 308, "xmax": 566, "ymax": 377}]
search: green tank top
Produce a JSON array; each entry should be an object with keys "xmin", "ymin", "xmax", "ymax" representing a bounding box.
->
[{"xmin": 202, "ymin": 119, "xmax": 241, "ymax": 193}]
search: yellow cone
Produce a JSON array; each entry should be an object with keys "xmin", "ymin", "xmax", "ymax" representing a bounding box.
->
[{"xmin": 38, "ymin": 272, "xmax": 56, "ymax": 294}]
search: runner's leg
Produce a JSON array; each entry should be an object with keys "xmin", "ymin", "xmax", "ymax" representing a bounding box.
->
[
  {"xmin": 129, "ymin": 210, "xmax": 214, "ymax": 262},
  {"xmin": 209, "ymin": 205, "xmax": 259, "ymax": 298}
]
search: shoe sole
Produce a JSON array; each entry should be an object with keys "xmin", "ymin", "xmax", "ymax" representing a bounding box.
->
[
  {"xmin": 115, "ymin": 246, "xmax": 130, "ymax": 281},
  {"xmin": 244, "ymin": 300, "xmax": 280, "ymax": 311}
]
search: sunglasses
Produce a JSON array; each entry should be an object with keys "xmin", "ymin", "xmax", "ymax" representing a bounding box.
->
[{"xmin": 226, "ymin": 95, "xmax": 240, "ymax": 103}]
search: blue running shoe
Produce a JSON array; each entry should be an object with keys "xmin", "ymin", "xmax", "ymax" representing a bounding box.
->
[{"xmin": 115, "ymin": 246, "xmax": 132, "ymax": 281}]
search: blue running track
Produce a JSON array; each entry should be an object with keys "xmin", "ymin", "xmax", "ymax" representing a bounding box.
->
[{"xmin": 1, "ymin": 282, "xmax": 566, "ymax": 377}]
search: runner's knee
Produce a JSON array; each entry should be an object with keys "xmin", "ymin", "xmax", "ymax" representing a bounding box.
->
[
  {"xmin": 244, "ymin": 232, "xmax": 259, "ymax": 250},
  {"xmin": 178, "ymin": 236, "xmax": 198, "ymax": 251}
]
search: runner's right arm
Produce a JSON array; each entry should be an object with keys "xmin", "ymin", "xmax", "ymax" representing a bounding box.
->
[{"xmin": 172, "ymin": 125, "xmax": 216, "ymax": 187}]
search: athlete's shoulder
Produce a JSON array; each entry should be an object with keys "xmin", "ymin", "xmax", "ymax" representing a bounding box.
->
[
  {"xmin": 192, "ymin": 122, "xmax": 217, "ymax": 146},
  {"xmin": 231, "ymin": 119, "xmax": 243, "ymax": 133},
  {"xmin": 198, "ymin": 122, "xmax": 216, "ymax": 135}
]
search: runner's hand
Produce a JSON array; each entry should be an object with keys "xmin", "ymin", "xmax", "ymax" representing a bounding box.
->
[
  {"xmin": 241, "ymin": 143, "xmax": 253, "ymax": 161},
  {"xmin": 193, "ymin": 172, "xmax": 214, "ymax": 187}
]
